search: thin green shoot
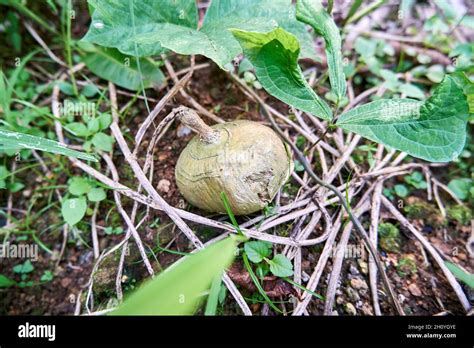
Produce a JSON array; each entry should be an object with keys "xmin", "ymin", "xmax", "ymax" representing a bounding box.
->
[
  {"xmin": 220, "ymin": 191, "xmax": 246, "ymax": 238},
  {"xmin": 242, "ymin": 252, "xmax": 282, "ymax": 314},
  {"xmin": 283, "ymin": 277, "xmax": 324, "ymax": 301},
  {"xmin": 204, "ymin": 273, "xmax": 222, "ymax": 315}
]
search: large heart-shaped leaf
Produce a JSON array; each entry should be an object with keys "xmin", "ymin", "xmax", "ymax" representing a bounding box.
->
[
  {"xmin": 80, "ymin": 44, "xmax": 165, "ymax": 91},
  {"xmin": 336, "ymin": 75, "xmax": 469, "ymax": 162},
  {"xmin": 231, "ymin": 27, "xmax": 332, "ymax": 120},
  {"xmin": 82, "ymin": 0, "xmax": 317, "ymax": 69}
]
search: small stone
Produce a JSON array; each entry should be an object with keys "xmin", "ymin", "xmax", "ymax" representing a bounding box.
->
[
  {"xmin": 336, "ymin": 296, "xmax": 344, "ymax": 305},
  {"xmin": 398, "ymin": 294, "xmax": 406, "ymax": 303},
  {"xmin": 344, "ymin": 303, "xmax": 357, "ymax": 315},
  {"xmin": 61, "ymin": 278, "xmax": 72, "ymax": 288},
  {"xmin": 157, "ymin": 179, "xmax": 171, "ymax": 193},
  {"xmin": 177, "ymin": 124, "xmax": 192, "ymax": 137},
  {"xmin": 346, "ymin": 287, "xmax": 360, "ymax": 302},
  {"xmin": 357, "ymin": 260, "xmax": 369, "ymax": 275},
  {"xmin": 361, "ymin": 303, "xmax": 374, "ymax": 316},
  {"xmin": 408, "ymin": 283, "xmax": 422, "ymax": 297},
  {"xmin": 349, "ymin": 264, "xmax": 360, "ymax": 275},
  {"xmin": 350, "ymin": 278, "xmax": 368, "ymax": 291}
]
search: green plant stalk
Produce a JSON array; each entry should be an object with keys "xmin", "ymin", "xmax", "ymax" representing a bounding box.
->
[
  {"xmin": 128, "ymin": 0, "xmax": 151, "ymax": 114},
  {"xmin": 204, "ymin": 273, "xmax": 222, "ymax": 315},
  {"xmin": 64, "ymin": 0, "xmax": 78, "ymax": 96},
  {"xmin": 326, "ymin": 0, "xmax": 333, "ymax": 14},
  {"xmin": 343, "ymin": 0, "xmax": 363, "ymax": 26},
  {"xmin": 283, "ymin": 277, "xmax": 324, "ymax": 301},
  {"xmin": 445, "ymin": 262, "xmax": 474, "ymax": 289},
  {"xmin": 8, "ymin": 0, "xmax": 57, "ymax": 34},
  {"xmin": 242, "ymin": 252, "xmax": 282, "ymax": 314},
  {"xmin": 345, "ymin": 0, "xmax": 387, "ymax": 25},
  {"xmin": 220, "ymin": 192, "xmax": 246, "ymax": 238}
]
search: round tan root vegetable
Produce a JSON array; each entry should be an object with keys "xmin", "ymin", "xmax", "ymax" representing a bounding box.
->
[{"xmin": 174, "ymin": 106, "xmax": 292, "ymax": 215}]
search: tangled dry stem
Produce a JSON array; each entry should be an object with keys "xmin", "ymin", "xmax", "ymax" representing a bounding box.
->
[{"xmin": 49, "ymin": 58, "xmax": 471, "ymax": 316}]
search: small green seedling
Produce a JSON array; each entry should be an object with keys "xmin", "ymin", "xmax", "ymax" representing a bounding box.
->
[{"xmin": 61, "ymin": 176, "xmax": 108, "ymax": 226}]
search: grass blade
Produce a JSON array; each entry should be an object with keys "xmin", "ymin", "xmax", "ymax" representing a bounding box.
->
[
  {"xmin": 220, "ymin": 191, "xmax": 245, "ymax": 237},
  {"xmin": 204, "ymin": 273, "xmax": 222, "ymax": 315},
  {"xmin": 0, "ymin": 129, "xmax": 98, "ymax": 162},
  {"xmin": 283, "ymin": 277, "xmax": 324, "ymax": 301},
  {"xmin": 445, "ymin": 262, "xmax": 474, "ymax": 289},
  {"xmin": 242, "ymin": 252, "xmax": 282, "ymax": 314},
  {"xmin": 111, "ymin": 236, "xmax": 238, "ymax": 315}
]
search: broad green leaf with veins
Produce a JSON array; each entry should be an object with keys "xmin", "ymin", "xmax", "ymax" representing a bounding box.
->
[
  {"xmin": 79, "ymin": 43, "xmax": 165, "ymax": 91},
  {"xmin": 231, "ymin": 27, "xmax": 332, "ymax": 120},
  {"xmin": 82, "ymin": 0, "xmax": 317, "ymax": 69},
  {"xmin": 296, "ymin": 0, "xmax": 346, "ymax": 102},
  {"xmin": 336, "ymin": 75, "xmax": 469, "ymax": 162}
]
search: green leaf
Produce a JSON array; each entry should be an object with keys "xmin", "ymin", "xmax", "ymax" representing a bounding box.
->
[
  {"xmin": 445, "ymin": 262, "xmax": 474, "ymax": 289},
  {"xmin": 59, "ymin": 82, "xmax": 75, "ymax": 96},
  {"xmin": 7, "ymin": 181, "xmax": 24, "ymax": 193},
  {"xmin": 97, "ymin": 113, "xmax": 112, "ymax": 130},
  {"xmin": 87, "ymin": 187, "xmax": 106, "ymax": 202},
  {"xmin": 447, "ymin": 178, "xmax": 472, "ymax": 201},
  {"xmin": 13, "ymin": 260, "xmax": 34, "ymax": 274},
  {"xmin": 426, "ymin": 64, "xmax": 445, "ymax": 83},
  {"xmin": 336, "ymin": 75, "xmax": 469, "ymax": 162},
  {"xmin": 81, "ymin": 83, "xmax": 100, "ymax": 98},
  {"xmin": 450, "ymin": 71, "xmax": 474, "ymax": 115},
  {"xmin": 244, "ymin": 241, "xmax": 271, "ymax": 263},
  {"xmin": 204, "ymin": 273, "xmax": 222, "ymax": 316},
  {"xmin": 65, "ymin": 122, "xmax": 89, "ymax": 137},
  {"xmin": 242, "ymin": 252, "xmax": 282, "ymax": 313},
  {"xmin": 296, "ymin": 0, "xmax": 346, "ymax": 102},
  {"xmin": 0, "ymin": 129, "xmax": 97, "ymax": 162},
  {"xmin": 394, "ymin": 184, "xmax": 409, "ymax": 198},
  {"xmin": 231, "ymin": 27, "xmax": 332, "ymax": 120},
  {"xmin": 82, "ymin": 0, "xmax": 317, "ymax": 69},
  {"xmin": 61, "ymin": 197, "xmax": 87, "ymax": 226},
  {"xmin": 91, "ymin": 132, "xmax": 114, "ymax": 152},
  {"xmin": 87, "ymin": 118, "xmax": 100, "ymax": 134},
  {"xmin": 399, "ymin": 83, "xmax": 425, "ymax": 100},
  {"xmin": 81, "ymin": 45, "xmax": 165, "ymax": 91},
  {"xmin": 404, "ymin": 171, "xmax": 427, "ymax": 189},
  {"xmin": 268, "ymin": 254, "xmax": 293, "ymax": 277},
  {"xmin": 111, "ymin": 236, "xmax": 239, "ymax": 315},
  {"xmin": 40, "ymin": 270, "xmax": 54, "ymax": 282},
  {"xmin": 0, "ymin": 274, "xmax": 16, "ymax": 288},
  {"xmin": 68, "ymin": 177, "xmax": 92, "ymax": 196}
]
